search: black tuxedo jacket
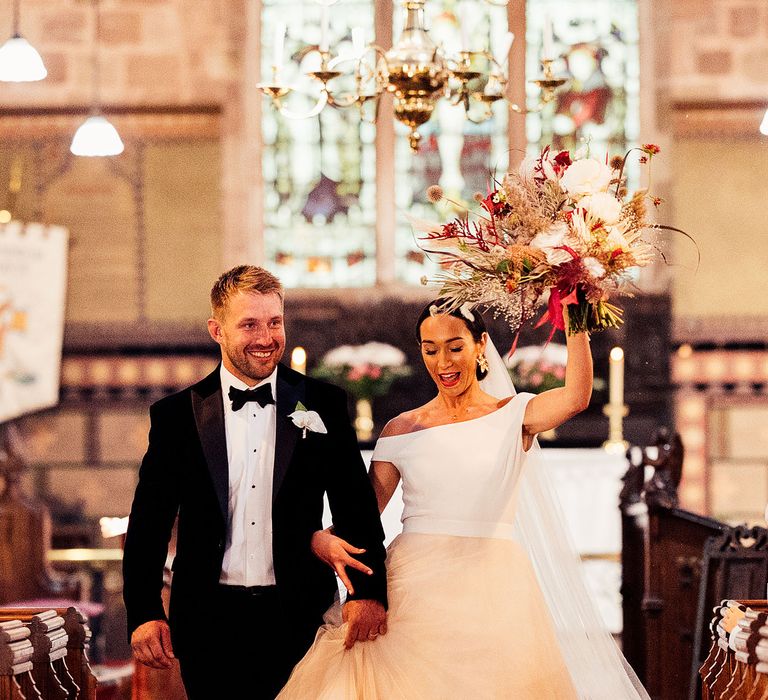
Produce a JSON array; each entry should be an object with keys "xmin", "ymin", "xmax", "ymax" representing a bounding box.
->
[{"xmin": 123, "ymin": 363, "xmax": 387, "ymax": 655}]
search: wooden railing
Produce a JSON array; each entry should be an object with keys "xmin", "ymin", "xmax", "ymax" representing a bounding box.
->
[{"xmin": 0, "ymin": 607, "xmax": 96, "ymax": 700}]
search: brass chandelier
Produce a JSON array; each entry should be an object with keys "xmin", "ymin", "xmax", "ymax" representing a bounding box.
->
[{"xmin": 258, "ymin": 0, "xmax": 566, "ymax": 152}]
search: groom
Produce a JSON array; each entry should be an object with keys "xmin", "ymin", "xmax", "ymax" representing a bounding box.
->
[{"xmin": 123, "ymin": 265, "xmax": 388, "ymax": 699}]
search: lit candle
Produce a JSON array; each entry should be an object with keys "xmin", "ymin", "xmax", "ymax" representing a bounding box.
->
[
  {"xmin": 320, "ymin": 5, "xmax": 329, "ymax": 53},
  {"xmin": 351, "ymin": 26, "xmax": 365, "ymax": 59},
  {"xmin": 273, "ymin": 22, "xmax": 286, "ymax": 70},
  {"xmin": 542, "ymin": 14, "xmax": 554, "ymax": 61},
  {"xmin": 291, "ymin": 346, "xmax": 307, "ymax": 375},
  {"xmin": 609, "ymin": 346, "xmax": 624, "ymax": 406}
]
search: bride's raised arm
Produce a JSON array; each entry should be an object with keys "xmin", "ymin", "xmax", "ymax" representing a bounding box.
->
[{"xmin": 521, "ymin": 308, "xmax": 593, "ymax": 439}]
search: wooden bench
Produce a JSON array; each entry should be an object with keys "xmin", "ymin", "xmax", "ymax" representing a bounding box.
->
[
  {"xmin": 700, "ymin": 599, "xmax": 768, "ymax": 699},
  {"xmin": 0, "ymin": 619, "xmax": 38, "ymax": 699},
  {"xmin": 0, "ymin": 607, "xmax": 97, "ymax": 700}
]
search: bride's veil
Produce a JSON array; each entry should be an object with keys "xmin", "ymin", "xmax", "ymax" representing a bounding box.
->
[{"xmin": 480, "ymin": 337, "xmax": 649, "ymax": 699}]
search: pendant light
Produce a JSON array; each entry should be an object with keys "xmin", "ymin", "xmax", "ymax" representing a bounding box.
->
[
  {"xmin": 0, "ymin": 0, "xmax": 47, "ymax": 82},
  {"xmin": 70, "ymin": 0, "xmax": 123, "ymax": 157}
]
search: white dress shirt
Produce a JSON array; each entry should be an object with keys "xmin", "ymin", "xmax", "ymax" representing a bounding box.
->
[{"xmin": 218, "ymin": 364, "xmax": 277, "ymax": 586}]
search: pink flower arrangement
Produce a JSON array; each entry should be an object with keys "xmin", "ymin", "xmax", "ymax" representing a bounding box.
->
[{"xmin": 311, "ymin": 342, "xmax": 412, "ymax": 400}]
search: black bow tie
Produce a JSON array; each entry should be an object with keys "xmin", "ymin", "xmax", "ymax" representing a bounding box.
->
[{"xmin": 228, "ymin": 384, "xmax": 275, "ymax": 411}]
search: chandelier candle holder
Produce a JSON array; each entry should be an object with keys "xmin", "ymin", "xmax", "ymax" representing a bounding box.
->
[{"xmin": 258, "ymin": 0, "xmax": 568, "ymax": 151}]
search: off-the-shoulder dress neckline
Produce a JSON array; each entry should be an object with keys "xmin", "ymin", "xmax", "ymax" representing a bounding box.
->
[{"xmin": 376, "ymin": 395, "xmax": 517, "ymax": 441}]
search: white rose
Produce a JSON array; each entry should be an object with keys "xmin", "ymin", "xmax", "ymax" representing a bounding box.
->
[
  {"xmin": 560, "ymin": 158, "xmax": 613, "ymax": 198},
  {"xmin": 322, "ymin": 345, "xmax": 359, "ymax": 366},
  {"xmin": 581, "ymin": 191, "xmax": 622, "ymax": 224},
  {"xmin": 360, "ymin": 342, "xmax": 406, "ymax": 367},
  {"xmin": 507, "ymin": 343, "xmax": 567, "ymax": 368},
  {"xmin": 530, "ymin": 222, "xmax": 572, "ymax": 265},
  {"xmin": 583, "ymin": 256, "xmax": 606, "ymax": 278}
]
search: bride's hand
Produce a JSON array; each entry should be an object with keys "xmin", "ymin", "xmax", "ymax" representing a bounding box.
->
[{"xmin": 311, "ymin": 527, "xmax": 373, "ymax": 595}]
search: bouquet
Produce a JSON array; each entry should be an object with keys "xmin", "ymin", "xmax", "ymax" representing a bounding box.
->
[
  {"xmin": 412, "ymin": 144, "xmax": 674, "ymax": 336},
  {"xmin": 311, "ymin": 341, "xmax": 412, "ymax": 401}
]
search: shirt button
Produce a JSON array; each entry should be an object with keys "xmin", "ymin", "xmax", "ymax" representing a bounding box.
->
[
  {"xmin": 251, "ymin": 485, "xmax": 256, "ymax": 489},
  {"xmin": 251, "ymin": 521, "xmax": 255, "ymax": 525}
]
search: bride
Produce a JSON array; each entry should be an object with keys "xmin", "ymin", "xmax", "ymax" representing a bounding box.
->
[{"xmin": 277, "ymin": 300, "xmax": 649, "ymax": 699}]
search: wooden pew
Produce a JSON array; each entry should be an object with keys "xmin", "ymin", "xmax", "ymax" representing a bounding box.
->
[
  {"xmin": 622, "ymin": 429, "xmax": 768, "ymax": 699},
  {"xmin": 0, "ymin": 609, "xmax": 95, "ymax": 700},
  {"xmin": 0, "ymin": 611, "xmax": 72, "ymax": 700},
  {"xmin": 0, "ymin": 619, "xmax": 39, "ymax": 699},
  {"xmin": 0, "ymin": 607, "xmax": 97, "ymax": 700},
  {"xmin": 699, "ymin": 600, "xmax": 768, "ymax": 700}
]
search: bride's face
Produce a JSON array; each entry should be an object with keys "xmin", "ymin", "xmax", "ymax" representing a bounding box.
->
[{"xmin": 419, "ymin": 314, "xmax": 485, "ymax": 397}]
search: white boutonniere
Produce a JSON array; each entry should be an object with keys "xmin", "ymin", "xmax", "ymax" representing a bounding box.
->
[{"xmin": 289, "ymin": 401, "xmax": 328, "ymax": 439}]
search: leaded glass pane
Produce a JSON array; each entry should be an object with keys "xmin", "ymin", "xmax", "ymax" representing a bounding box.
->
[
  {"xmin": 393, "ymin": 1, "xmax": 511, "ymax": 285},
  {"xmin": 525, "ymin": 1, "xmax": 639, "ymax": 160},
  {"xmin": 261, "ymin": 1, "xmax": 376, "ymax": 287}
]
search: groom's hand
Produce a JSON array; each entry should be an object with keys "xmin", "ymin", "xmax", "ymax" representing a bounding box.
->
[
  {"xmin": 131, "ymin": 619, "xmax": 175, "ymax": 669},
  {"xmin": 311, "ymin": 528, "xmax": 373, "ymax": 595},
  {"xmin": 342, "ymin": 599, "xmax": 387, "ymax": 649}
]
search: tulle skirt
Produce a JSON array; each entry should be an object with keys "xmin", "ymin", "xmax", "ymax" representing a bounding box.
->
[{"xmin": 277, "ymin": 532, "xmax": 578, "ymax": 699}]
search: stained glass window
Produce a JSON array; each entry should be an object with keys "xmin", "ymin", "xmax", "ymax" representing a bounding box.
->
[
  {"xmin": 525, "ymin": 0, "xmax": 639, "ymax": 161},
  {"xmin": 261, "ymin": 0, "xmax": 376, "ymax": 287},
  {"xmin": 393, "ymin": 1, "xmax": 512, "ymax": 285}
]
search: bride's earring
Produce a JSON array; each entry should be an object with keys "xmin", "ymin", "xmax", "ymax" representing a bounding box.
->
[{"xmin": 477, "ymin": 354, "xmax": 489, "ymax": 373}]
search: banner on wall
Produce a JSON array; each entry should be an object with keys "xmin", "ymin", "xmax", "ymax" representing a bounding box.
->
[{"xmin": 0, "ymin": 221, "xmax": 69, "ymax": 423}]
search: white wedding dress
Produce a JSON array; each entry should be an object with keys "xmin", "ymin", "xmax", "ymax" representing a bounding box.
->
[{"xmin": 277, "ymin": 393, "xmax": 579, "ymax": 698}]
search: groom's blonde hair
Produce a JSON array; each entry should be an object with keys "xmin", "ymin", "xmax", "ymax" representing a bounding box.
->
[{"xmin": 210, "ymin": 265, "xmax": 284, "ymax": 319}]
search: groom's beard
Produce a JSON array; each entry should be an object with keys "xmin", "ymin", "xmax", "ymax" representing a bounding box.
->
[{"xmin": 226, "ymin": 343, "xmax": 284, "ymax": 382}]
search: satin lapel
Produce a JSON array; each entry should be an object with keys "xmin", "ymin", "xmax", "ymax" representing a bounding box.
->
[
  {"xmin": 191, "ymin": 370, "xmax": 229, "ymax": 525},
  {"xmin": 273, "ymin": 365, "xmax": 305, "ymax": 504}
]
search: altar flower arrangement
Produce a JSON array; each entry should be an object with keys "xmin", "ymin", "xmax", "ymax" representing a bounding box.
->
[
  {"xmin": 311, "ymin": 342, "xmax": 412, "ymax": 401},
  {"xmin": 413, "ymin": 144, "xmax": 681, "ymax": 336},
  {"xmin": 507, "ymin": 343, "xmax": 568, "ymax": 393},
  {"xmin": 506, "ymin": 343, "xmax": 607, "ymax": 394}
]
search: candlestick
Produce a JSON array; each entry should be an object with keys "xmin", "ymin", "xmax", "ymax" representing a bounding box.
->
[
  {"xmin": 542, "ymin": 14, "xmax": 554, "ymax": 61},
  {"xmin": 273, "ymin": 22, "xmax": 286, "ymax": 70},
  {"xmin": 291, "ymin": 346, "xmax": 307, "ymax": 375},
  {"xmin": 320, "ymin": 5, "xmax": 329, "ymax": 53},
  {"xmin": 609, "ymin": 346, "xmax": 624, "ymax": 406}
]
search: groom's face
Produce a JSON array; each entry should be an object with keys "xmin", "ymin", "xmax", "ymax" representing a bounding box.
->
[{"xmin": 208, "ymin": 291, "xmax": 286, "ymax": 384}]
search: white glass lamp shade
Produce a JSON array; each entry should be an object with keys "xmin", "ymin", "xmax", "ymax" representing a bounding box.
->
[
  {"xmin": 760, "ymin": 108, "xmax": 768, "ymax": 136},
  {"xmin": 70, "ymin": 115, "xmax": 125, "ymax": 156},
  {"xmin": 0, "ymin": 35, "xmax": 47, "ymax": 82}
]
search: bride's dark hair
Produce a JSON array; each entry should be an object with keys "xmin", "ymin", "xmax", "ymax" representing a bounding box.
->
[{"xmin": 415, "ymin": 299, "xmax": 489, "ymax": 380}]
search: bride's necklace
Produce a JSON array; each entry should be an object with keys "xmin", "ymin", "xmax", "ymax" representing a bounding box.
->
[{"xmin": 442, "ymin": 401, "xmax": 472, "ymax": 421}]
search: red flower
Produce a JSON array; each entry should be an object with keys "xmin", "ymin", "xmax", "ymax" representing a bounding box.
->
[
  {"xmin": 552, "ymin": 150, "xmax": 572, "ymax": 174},
  {"xmin": 641, "ymin": 143, "xmax": 661, "ymax": 156},
  {"xmin": 481, "ymin": 190, "xmax": 512, "ymax": 218},
  {"xmin": 639, "ymin": 155, "xmax": 648, "ymax": 164},
  {"xmin": 652, "ymin": 196, "xmax": 663, "ymax": 207}
]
